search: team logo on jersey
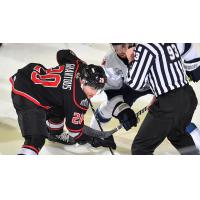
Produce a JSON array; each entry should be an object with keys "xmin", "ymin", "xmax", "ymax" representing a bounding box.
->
[{"xmin": 80, "ymin": 98, "xmax": 89, "ymax": 108}]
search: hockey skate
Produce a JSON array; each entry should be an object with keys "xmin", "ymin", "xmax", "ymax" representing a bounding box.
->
[
  {"xmin": 48, "ymin": 131, "xmax": 116, "ymax": 149},
  {"xmin": 48, "ymin": 132, "xmax": 76, "ymax": 145},
  {"xmin": 48, "ymin": 131, "xmax": 96, "ymax": 146}
]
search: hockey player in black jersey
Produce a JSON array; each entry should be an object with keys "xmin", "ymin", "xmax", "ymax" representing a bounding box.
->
[
  {"xmin": 53, "ymin": 46, "xmax": 149, "ymax": 150},
  {"xmin": 47, "ymin": 49, "xmax": 117, "ymax": 149},
  {"xmin": 10, "ymin": 50, "xmax": 107, "ymax": 155}
]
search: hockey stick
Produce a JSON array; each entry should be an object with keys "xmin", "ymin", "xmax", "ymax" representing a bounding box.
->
[
  {"xmin": 88, "ymin": 99, "xmax": 115, "ymax": 155},
  {"xmin": 84, "ymin": 105, "xmax": 148, "ymax": 138},
  {"xmin": 136, "ymin": 106, "xmax": 148, "ymax": 117},
  {"xmin": 108, "ymin": 105, "xmax": 148, "ymax": 133}
]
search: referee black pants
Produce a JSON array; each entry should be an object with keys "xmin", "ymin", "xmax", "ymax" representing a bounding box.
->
[{"xmin": 132, "ymin": 85, "xmax": 199, "ymax": 155}]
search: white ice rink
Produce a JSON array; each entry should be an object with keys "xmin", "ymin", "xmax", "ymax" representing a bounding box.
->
[{"xmin": 0, "ymin": 43, "xmax": 200, "ymax": 155}]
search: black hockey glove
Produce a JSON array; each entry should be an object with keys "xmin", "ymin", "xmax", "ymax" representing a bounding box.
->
[
  {"xmin": 90, "ymin": 136, "xmax": 116, "ymax": 150},
  {"xmin": 112, "ymin": 102, "xmax": 137, "ymax": 131},
  {"xmin": 77, "ymin": 133, "xmax": 116, "ymax": 149}
]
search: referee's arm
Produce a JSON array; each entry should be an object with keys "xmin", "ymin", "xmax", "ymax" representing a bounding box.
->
[{"xmin": 126, "ymin": 45, "xmax": 154, "ymax": 90}]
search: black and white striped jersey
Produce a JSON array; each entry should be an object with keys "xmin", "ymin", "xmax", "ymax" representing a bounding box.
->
[{"xmin": 126, "ymin": 43, "xmax": 188, "ymax": 97}]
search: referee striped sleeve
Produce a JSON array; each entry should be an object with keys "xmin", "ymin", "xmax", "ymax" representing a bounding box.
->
[
  {"xmin": 127, "ymin": 43, "xmax": 188, "ymax": 96},
  {"xmin": 127, "ymin": 45, "xmax": 153, "ymax": 90}
]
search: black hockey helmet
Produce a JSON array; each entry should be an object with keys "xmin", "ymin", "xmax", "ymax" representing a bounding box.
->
[{"xmin": 80, "ymin": 64, "xmax": 107, "ymax": 90}]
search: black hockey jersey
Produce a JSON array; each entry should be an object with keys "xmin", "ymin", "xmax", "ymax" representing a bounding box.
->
[{"xmin": 10, "ymin": 55, "xmax": 89, "ymax": 133}]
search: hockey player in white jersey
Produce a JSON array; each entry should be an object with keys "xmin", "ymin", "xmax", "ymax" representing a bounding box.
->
[
  {"xmin": 177, "ymin": 43, "xmax": 200, "ymax": 151},
  {"xmin": 90, "ymin": 43, "xmax": 151, "ymax": 133},
  {"xmin": 177, "ymin": 43, "xmax": 200, "ymax": 82}
]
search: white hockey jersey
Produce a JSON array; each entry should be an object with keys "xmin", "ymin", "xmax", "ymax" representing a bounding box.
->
[
  {"xmin": 102, "ymin": 50, "xmax": 128, "ymax": 90},
  {"xmin": 102, "ymin": 44, "xmax": 200, "ymax": 90},
  {"xmin": 177, "ymin": 43, "xmax": 199, "ymax": 61},
  {"xmin": 177, "ymin": 43, "xmax": 200, "ymax": 71}
]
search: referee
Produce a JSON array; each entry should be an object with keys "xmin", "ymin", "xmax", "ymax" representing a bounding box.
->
[{"xmin": 126, "ymin": 43, "xmax": 199, "ymax": 155}]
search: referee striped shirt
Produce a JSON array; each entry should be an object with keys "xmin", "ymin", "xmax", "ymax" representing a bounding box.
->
[{"xmin": 127, "ymin": 43, "xmax": 188, "ymax": 97}]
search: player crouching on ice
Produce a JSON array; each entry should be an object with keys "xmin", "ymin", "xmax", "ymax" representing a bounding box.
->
[
  {"xmin": 46, "ymin": 49, "xmax": 117, "ymax": 150},
  {"xmin": 10, "ymin": 50, "xmax": 111, "ymax": 155}
]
